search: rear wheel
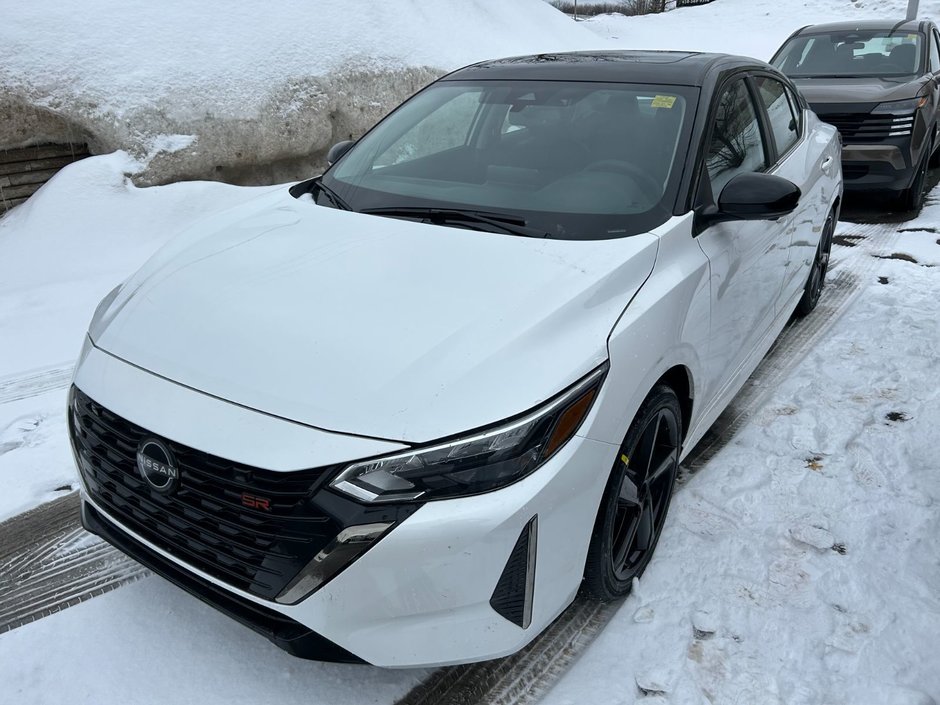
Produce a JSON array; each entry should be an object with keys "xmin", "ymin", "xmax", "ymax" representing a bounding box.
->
[
  {"xmin": 795, "ymin": 210, "xmax": 834, "ymax": 317},
  {"xmin": 583, "ymin": 385, "xmax": 681, "ymax": 600}
]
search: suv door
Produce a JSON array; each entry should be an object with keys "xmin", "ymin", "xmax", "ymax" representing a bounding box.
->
[{"xmin": 694, "ymin": 74, "xmax": 790, "ymax": 401}]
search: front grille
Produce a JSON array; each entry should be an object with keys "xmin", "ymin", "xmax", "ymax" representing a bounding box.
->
[
  {"xmin": 69, "ymin": 387, "xmax": 342, "ymax": 600},
  {"xmin": 823, "ymin": 113, "xmax": 914, "ymax": 144},
  {"xmin": 81, "ymin": 500, "xmax": 365, "ymax": 663}
]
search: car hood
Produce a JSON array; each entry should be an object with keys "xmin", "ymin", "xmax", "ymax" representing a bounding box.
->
[
  {"xmin": 792, "ymin": 75, "xmax": 927, "ymax": 109},
  {"xmin": 91, "ymin": 189, "xmax": 660, "ymax": 443}
]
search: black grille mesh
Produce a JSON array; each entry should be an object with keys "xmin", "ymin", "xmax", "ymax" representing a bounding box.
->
[{"xmin": 69, "ymin": 387, "xmax": 341, "ymax": 600}]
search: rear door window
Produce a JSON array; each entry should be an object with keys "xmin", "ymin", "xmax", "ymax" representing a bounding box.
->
[{"xmin": 754, "ymin": 76, "xmax": 800, "ymax": 159}]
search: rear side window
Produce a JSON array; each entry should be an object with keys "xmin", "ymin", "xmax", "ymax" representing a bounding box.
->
[
  {"xmin": 754, "ymin": 76, "xmax": 800, "ymax": 158},
  {"xmin": 705, "ymin": 79, "xmax": 768, "ymax": 195}
]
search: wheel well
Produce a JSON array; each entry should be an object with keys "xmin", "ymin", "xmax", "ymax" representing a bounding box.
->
[{"xmin": 656, "ymin": 366, "xmax": 693, "ymax": 442}]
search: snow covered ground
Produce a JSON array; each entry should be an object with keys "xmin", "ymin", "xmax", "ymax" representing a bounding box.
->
[{"xmin": 1, "ymin": 0, "xmax": 939, "ymax": 702}]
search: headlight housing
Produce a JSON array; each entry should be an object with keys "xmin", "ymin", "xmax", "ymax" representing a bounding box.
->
[
  {"xmin": 330, "ymin": 363, "xmax": 608, "ymax": 503},
  {"xmin": 871, "ymin": 96, "xmax": 928, "ymax": 114}
]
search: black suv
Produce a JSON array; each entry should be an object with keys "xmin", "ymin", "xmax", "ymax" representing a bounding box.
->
[{"xmin": 772, "ymin": 19, "xmax": 940, "ymax": 211}]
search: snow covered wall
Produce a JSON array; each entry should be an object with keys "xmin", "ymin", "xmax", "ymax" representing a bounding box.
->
[{"xmin": 0, "ymin": 0, "xmax": 595, "ymax": 185}]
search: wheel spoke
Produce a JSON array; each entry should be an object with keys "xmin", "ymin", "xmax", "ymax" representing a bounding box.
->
[
  {"xmin": 634, "ymin": 494, "xmax": 654, "ymax": 552},
  {"xmin": 634, "ymin": 412, "xmax": 661, "ymax": 478},
  {"xmin": 618, "ymin": 477, "xmax": 640, "ymax": 507},
  {"xmin": 612, "ymin": 512, "xmax": 638, "ymax": 570},
  {"xmin": 648, "ymin": 448, "xmax": 678, "ymax": 484}
]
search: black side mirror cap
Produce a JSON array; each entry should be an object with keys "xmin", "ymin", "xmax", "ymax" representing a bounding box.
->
[
  {"xmin": 327, "ymin": 140, "xmax": 356, "ymax": 166},
  {"xmin": 698, "ymin": 172, "xmax": 801, "ymax": 229}
]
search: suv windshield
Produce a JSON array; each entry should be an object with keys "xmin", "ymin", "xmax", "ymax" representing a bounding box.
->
[
  {"xmin": 318, "ymin": 80, "xmax": 696, "ymax": 240},
  {"xmin": 773, "ymin": 30, "xmax": 925, "ymax": 79}
]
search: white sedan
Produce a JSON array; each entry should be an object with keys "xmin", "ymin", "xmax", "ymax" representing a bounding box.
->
[{"xmin": 69, "ymin": 50, "xmax": 842, "ymax": 667}]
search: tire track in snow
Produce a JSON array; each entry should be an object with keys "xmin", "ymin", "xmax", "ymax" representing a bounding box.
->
[
  {"xmin": 0, "ymin": 493, "xmax": 146, "ymax": 634},
  {"xmin": 394, "ymin": 218, "xmax": 900, "ymax": 705},
  {"xmin": 0, "ymin": 363, "xmax": 74, "ymax": 405}
]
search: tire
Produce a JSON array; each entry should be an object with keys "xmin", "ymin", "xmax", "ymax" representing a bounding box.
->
[
  {"xmin": 898, "ymin": 141, "xmax": 931, "ymax": 213},
  {"xmin": 929, "ymin": 123, "xmax": 940, "ymax": 168},
  {"xmin": 583, "ymin": 385, "xmax": 682, "ymax": 600},
  {"xmin": 795, "ymin": 210, "xmax": 834, "ymax": 317}
]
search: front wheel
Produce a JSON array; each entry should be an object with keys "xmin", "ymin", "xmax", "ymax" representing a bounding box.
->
[{"xmin": 582, "ymin": 385, "xmax": 681, "ymax": 600}]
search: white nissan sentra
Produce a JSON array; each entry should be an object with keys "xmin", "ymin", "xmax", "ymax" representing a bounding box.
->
[{"xmin": 69, "ymin": 51, "xmax": 842, "ymax": 667}]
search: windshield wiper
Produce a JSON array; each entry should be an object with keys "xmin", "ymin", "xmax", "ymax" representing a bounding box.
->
[
  {"xmin": 359, "ymin": 207, "xmax": 549, "ymax": 238},
  {"xmin": 312, "ymin": 179, "xmax": 352, "ymax": 211}
]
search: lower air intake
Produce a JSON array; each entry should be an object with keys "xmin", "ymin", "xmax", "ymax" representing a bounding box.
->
[{"xmin": 489, "ymin": 515, "xmax": 538, "ymax": 629}]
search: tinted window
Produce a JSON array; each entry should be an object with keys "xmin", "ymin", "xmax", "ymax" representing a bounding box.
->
[
  {"xmin": 705, "ymin": 79, "xmax": 768, "ymax": 195},
  {"xmin": 773, "ymin": 30, "xmax": 925, "ymax": 78},
  {"xmin": 755, "ymin": 76, "xmax": 800, "ymax": 158},
  {"xmin": 324, "ymin": 81, "xmax": 697, "ymax": 240}
]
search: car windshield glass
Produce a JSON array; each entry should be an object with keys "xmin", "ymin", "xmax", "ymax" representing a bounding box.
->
[
  {"xmin": 319, "ymin": 80, "xmax": 696, "ymax": 240},
  {"xmin": 773, "ymin": 30, "xmax": 925, "ymax": 78}
]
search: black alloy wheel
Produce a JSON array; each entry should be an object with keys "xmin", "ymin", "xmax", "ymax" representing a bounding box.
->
[
  {"xmin": 796, "ymin": 210, "xmax": 834, "ymax": 317},
  {"xmin": 583, "ymin": 385, "xmax": 681, "ymax": 600}
]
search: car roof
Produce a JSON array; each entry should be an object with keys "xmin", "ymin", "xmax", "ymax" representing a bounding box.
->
[
  {"xmin": 793, "ymin": 18, "xmax": 930, "ymax": 35},
  {"xmin": 443, "ymin": 51, "xmax": 765, "ymax": 87}
]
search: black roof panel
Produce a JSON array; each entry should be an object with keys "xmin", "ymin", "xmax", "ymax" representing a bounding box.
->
[{"xmin": 443, "ymin": 50, "xmax": 759, "ymax": 86}]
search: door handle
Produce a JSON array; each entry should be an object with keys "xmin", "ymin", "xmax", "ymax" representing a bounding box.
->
[{"xmin": 821, "ymin": 156, "xmax": 834, "ymax": 174}]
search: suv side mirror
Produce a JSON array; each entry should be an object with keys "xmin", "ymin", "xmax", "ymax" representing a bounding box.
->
[
  {"xmin": 698, "ymin": 172, "xmax": 801, "ymax": 229},
  {"xmin": 327, "ymin": 140, "xmax": 356, "ymax": 166}
]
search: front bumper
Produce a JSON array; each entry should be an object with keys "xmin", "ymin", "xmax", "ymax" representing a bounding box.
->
[
  {"xmin": 72, "ymin": 344, "xmax": 617, "ymax": 667},
  {"xmin": 840, "ymin": 142, "xmax": 917, "ymax": 192}
]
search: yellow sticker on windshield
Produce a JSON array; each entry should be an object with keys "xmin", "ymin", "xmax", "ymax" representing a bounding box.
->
[{"xmin": 651, "ymin": 95, "xmax": 677, "ymax": 109}]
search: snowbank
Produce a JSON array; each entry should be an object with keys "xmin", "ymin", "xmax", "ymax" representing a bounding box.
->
[{"xmin": 0, "ymin": 0, "xmax": 596, "ymax": 185}]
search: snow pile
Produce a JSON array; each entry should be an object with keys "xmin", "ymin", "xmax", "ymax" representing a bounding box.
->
[
  {"xmin": 0, "ymin": 154, "xmax": 265, "ymax": 519},
  {"xmin": 584, "ymin": 0, "xmax": 940, "ymax": 60},
  {"xmin": 0, "ymin": 0, "xmax": 595, "ymax": 184}
]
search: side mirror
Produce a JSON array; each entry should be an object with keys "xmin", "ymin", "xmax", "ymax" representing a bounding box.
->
[
  {"xmin": 699, "ymin": 172, "xmax": 801, "ymax": 228},
  {"xmin": 327, "ymin": 140, "xmax": 356, "ymax": 166}
]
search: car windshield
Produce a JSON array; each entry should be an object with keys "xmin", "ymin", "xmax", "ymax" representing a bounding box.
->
[
  {"xmin": 773, "ymin": 29, "xmax": 925, "ymax": 79},
  {"xmin": 319, "ymin": 80, "xmax": 696, "ymax": 240}
]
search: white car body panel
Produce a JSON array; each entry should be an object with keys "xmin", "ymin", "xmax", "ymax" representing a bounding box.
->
[{"xmin": 92, "ymin": 192, "xmax": 658, "ymax": 443}]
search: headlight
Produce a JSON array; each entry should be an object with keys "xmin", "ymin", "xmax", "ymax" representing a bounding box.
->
[
  {"xmin": 330, "ymin": 363, "xmax": 608, "ymax": 504},
  {"xmin": 871, "ymin": 96, "xmax": 928, "ymax": 114}
]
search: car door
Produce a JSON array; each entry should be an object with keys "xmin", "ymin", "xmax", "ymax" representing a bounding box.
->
[
  {"xmin": 694, "ymin": 73, "xmax": 789, "ymax": 402},
  {"xmin": 752, "ymin": 73, "xmax": 830, "ymax": 308}
]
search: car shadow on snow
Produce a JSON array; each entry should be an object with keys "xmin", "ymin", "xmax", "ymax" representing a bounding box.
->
[{"xmin": 840, "ymin": 165, "xmax": 940, "ymax": 224}]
